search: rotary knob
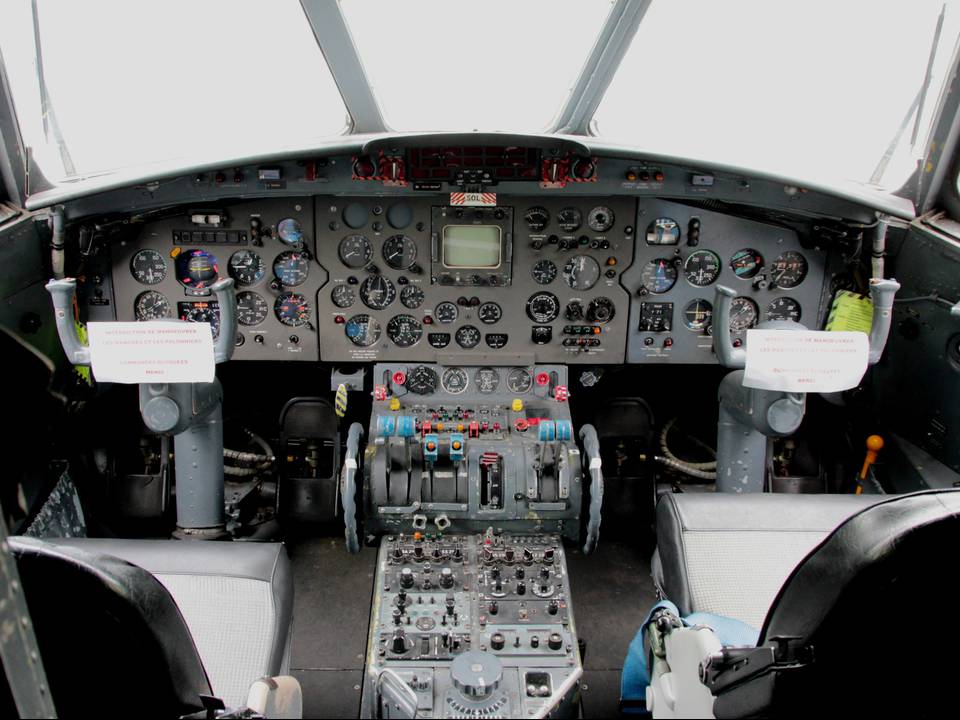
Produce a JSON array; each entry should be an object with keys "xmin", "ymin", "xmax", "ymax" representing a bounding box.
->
[
  {"xmin": 440, "ymin": 567, "xmax": 455, "ymax": 588},
  {"xmin": 399, "ymin": 567, "xmax": 415, "ymax": 589},
  {"xmin": 451, "ymin": 651, "xmax": 503, "ymax": 699}
]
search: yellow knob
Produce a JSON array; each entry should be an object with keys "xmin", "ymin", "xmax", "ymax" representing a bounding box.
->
[
  {"xmin": 437, "ymin": 423, "xmax": 444, "ymax": 432},
  {"xmin": 389, "ymin": 397, "xmax": 401, "ymax": 411},
  {"xmin": 512, "ymin": 398, "xmax": 524, "ymax": 412},
  {"xmin": 457, "ymin": 423, "xmax": 464, "ymax": 432}
]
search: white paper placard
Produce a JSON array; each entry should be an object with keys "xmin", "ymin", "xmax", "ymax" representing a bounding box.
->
[
  {"xmin": 743, "ymin": 330, "xmax": 868, "ymax": 393},
  {"xmin": 86, "ymin": 322, "xmax": 215, "ymax": 384}
]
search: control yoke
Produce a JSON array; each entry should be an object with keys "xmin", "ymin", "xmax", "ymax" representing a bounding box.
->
[
  {"xmin": 45, "ymin": 277, "xmax": 239, "ymax": 365},
  {"xmin": 45, "ymin": 277, "xmax": 239, "ymax": 537},
  {"xmin": 713, "ymin": 278, "xmax": 901, "ymax": 370},
  {"xmin": 711, "ymin": 278, "xmax": 899, "ymax": 493}
]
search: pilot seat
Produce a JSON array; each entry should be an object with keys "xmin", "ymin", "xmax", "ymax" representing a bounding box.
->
[{"xmin": 623, "ymin": 490, "xmax": 960, "ymax": 717}]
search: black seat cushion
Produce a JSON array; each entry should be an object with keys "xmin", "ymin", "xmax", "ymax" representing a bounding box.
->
[{"xmin": 9, "ymin": 537, "xmax": 212, "ymax": 716}]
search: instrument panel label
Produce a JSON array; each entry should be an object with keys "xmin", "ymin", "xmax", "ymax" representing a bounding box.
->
[{"xmin": 450, "ymin": 192, "xmax": 497, "ymax": 206}]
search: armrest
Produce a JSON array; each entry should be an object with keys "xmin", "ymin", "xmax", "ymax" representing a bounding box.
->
[{"xmin": 246, "ymin": 676, "xmax": 303, "ymax": 719}]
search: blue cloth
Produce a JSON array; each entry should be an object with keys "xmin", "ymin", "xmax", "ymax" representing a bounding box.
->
[{"xmin": 620, "ymin": 601, "xmax": 760, "ymax": 715}]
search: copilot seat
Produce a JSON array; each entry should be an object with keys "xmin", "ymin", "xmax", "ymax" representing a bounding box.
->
[{"xmin": 624, "ymin": 490, "xmax": 960, "ymax": 717}]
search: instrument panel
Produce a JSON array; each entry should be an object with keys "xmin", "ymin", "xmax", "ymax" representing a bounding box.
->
[{"xmin": 109, "ymin": 194, "xmax": 827, "ymax": 364}]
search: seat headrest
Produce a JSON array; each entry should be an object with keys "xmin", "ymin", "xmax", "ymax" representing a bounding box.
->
[
  {"xmin": 9, "ymin": 537, "xmax": 213, "ymax": 716},
  {"xmin": 715, "ymin": 490, "xmax": 960, "ymax": 718}
]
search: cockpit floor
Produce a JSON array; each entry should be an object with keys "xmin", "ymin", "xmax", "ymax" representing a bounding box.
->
[{"xmin": 288, "ymin": 536, "xmax": 654, "ymax": 718}]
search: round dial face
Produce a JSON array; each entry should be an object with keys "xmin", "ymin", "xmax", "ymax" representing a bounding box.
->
[
  {"xmin": 587, "ymin": 206, "xmax": 615, "ymax": 232},
  {"xmin": 382, "ymin": 234, "xmax": 417, "ymax": 270},
  {"xmin": 683, "ymin": 250, "xmax": 721, "ymax": 287},
  {"xmin": 400, "ymin": 285, "xmax": 425, "ymax": 309},
  {"xmin": 175, "ymin": 249, "xmax": 219, "ymax": 289},
  {"xmin": 557, "ymin": 207, "xmax": 582, "ymax": 232},
  {"xmin": 526, "ymin": 292, "xmax": 560, "ymax": 323},
  {"xmin": 406, "ymin": 365, "xmax": 438, "ymax": 394},
  {"xmin": 478, "ymin": 302, "xmax": 502, "ymax": 324},
  {"xmin": 134, "ymin": 290, "xmax": 171, "ymax": 320},
  {"xmin": 228, "ymin": 249, "xmax": 265, "ymax": 286},
  {"xmin": 386, "ymin": 314, "xmax": 423, "ymax": 347},
  {"xmin": 441, "ymin": 367, "xmax": 470, "ymax": 394},
  {"xmin": 646, "ymin": 218, "xmax": 681, "ymax": 245},
  {"xmin": 274, "ymin": 293, "xmax": 311, "ymax": 327},
  {"xmin": 344, "ymin": 314, "xmax": 381, "ymax": 346},
  {"xmin": 730, "ymin": 249, "xmax": 764, "ymax": 279},
  {"xmin": 770, "ymin": 251, "xmax": 808, "ymax": 289},
  {"xmin": 729, "ymin": 297, "xmax": 759, "ymax": 331},
  {"xmin": 507, "ymin": 368, "xmax": 533, "ymax": 394},
  {"xmin": 476, "ymin": 367, "xmax": 500, "ymax": 394},
  {"xmin": 338, "ymin": 234, "xmax": 373, "ymax": 268},
  {"xmin": 434, "ymin": 301, "xmax": 459, "ymax": 323},
  {"xmin": 524, "ymin": 207, "xmax": 549, "ymax": 232},
  {"xmin": 767, "ymin": 296, "xmax": 802, "ymax": 322},
  {"xmin": 277, "ymin": 217, "xmax": 304, "ymax": 245},
  {"xmin": 455, "ymin": 325, "xmax": 481, "ymax": 349},
  {"xmin": 331, "ymin": 284, "xmax": 356, "ymax": 308},
  {"xmin": 182, "ymin": 303, "xmax": 220, "ymax": 338},
  {"xmin": 683, "ymin": 299, "xmax": 713, "ymax": 331},
  {"xmin": 273, "ymin": 251, "xmax": 310, "ymax": 286},
  {"xmin": 586, "ymin": 296, "xmax": 616, "ymax": 323},
  {"xmin": 531, "ymin": 259, "xmax": 558, "ymax": 285},
  {"xmin": 236, "ymin": 291, "xmax": 268, "ymax": 326},
  {"xmin": 641, "ymin": 258, "xmax": 678, "ymax": 294},
  {"xmin": 130, "ymin": 249, "xmax": 167, "ymax": 285},
  {"xmin": 563, "ymin": 255, "xmax": 601, "ymax": 291},
  {"xmin": 359, "ymin": 275, "xmax": 396, "ymax": 310}
]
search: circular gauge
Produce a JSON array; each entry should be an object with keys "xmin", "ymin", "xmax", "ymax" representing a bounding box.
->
[
  {"xmin": 382, "ymin": 234, "xmax": 417, "ymax": 270},
  {"xmin": 273, "ymin": 251, "xmax": 310, "ymax": 286},
  {"xmin": 524, "ymin": 207, "xmax": 549, "ymax": 232},
  {"xmin": 338, "ymin": 234, "xmax": 373, "ymax": 268},
  {"xmin": 478, "ymin": 302, "xmax": 502, "ymax": 324},
  {"xmin": 236, "ymin": 291, "xmax": 268, "ymax": 326},
  {"xmin": 400, "ymin": 285, "xmax": 425, "ymax": 309},
  {"xmin": 563, "ymin": 255, "xmax": 601, "ymax": 291},
  {"xmin": 729, "ymin": 297, "xmax": 759, "ymax": 331},
  {"xmin": 387, "ymin": 203, "xmax": 413, "ymax": 230},
  {"xmin": 476, "ymin": 367, "xmax": 500, "ymax": 394},
  {"xmin": 130, "ymin": 249, "xmax": 167, "ymax": 285},
  {"xmin": 683, "ymin": 299, "xmax": 713, "ymax": 331},
  {"xmin": 557, "ymin": 207, "xmax": 582, "ymax": 232},
  {"xmin": 134, "ymin": 290, "xmax": 171, "ymax": 320},
  {"xmin": 683, "ymin": 250, "xmax": 721, "ymax": 287},
  {"xmin": 507, "ymin": 368, "xmax": 533, "ymax": 394},
  {"xmin": 344, "ymin": 313, "xmax": 380, "ymax": 346},
  {"xmin": 526, "ymin": 292, "xmax": 560, "ymax": 323},
  {"xmin": 228, "ymin": 249, "xmax": 265, "ymax": 286},
  {"xmin": 587, "ymin": 206, "xmax": 615, "ymax": 232},
  {"xmin": 274, "ymin": 293, "xmax": 310, "ymax": 327},
  {"xmin": 182, "ymin": 303, "xmax": 220, "ymax": 338},
  {"xmin": 277, "ymin": 217, "xmax": 304, "ymax": 245},
  {"xmin": 532, "ymin": 259, "xmax": 558, "ymax": 285},
  {"xmin": 767, "ymin": 297, "xmax": 802, "ymax": 322},
  {"xmin": 586, "ymin": 296, "xmax": 616, "ymax": 323},
  {"xmin": 359, "ymin": 275, "xmax": 396, "ymax": 310},
  {"xmin": 434, "ymin": 301, "xmax": 459, "ymax": 323},
  {"xmin": 441, "ymin": 367, "xmax": 470, "ymax": 394},
  {"xmin": 342, "ymin": 203, "xmax": 368, "ymax": 229},
  {"xmin": 386, "ymin": 314, "xmax": 422, "ymax": 347},
  {"xmin": 406, "ymin": 365, "xmax": 439, "ymax": 394},
  {"xmin": 640, "ymin": 258, "xmax": 678, "ymax": 294},
  {"xmin": 331, "ymin": 284, "xmax": 356, "ymax": 308},
  {"xmin": 455, "ymin": 325, "xmax": 481, "ymax": 349},
  {"xmin": 646, "ymin": 218, "xmax": 681, "ymax": 245},
  {"xmin": 730, "ymin": 249, "xmax": 764, "ymax": 279},
  {"xmin": 770, "ymin": 251, "xmax": 808, "ymax": 289},
  {"xmin": 175, "ymin": 249, "xmax": 219, "ymax": 290}
]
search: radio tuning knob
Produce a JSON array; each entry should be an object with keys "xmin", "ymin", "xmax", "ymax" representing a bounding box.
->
[{"xmin": 391, "ymin": 628, "xmax": 408, "ymax": 654}]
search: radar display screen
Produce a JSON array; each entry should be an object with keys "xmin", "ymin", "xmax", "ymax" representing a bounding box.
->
[{"xmin": 441, "ymin": 225, "xmax": 501, "ymax": 268}]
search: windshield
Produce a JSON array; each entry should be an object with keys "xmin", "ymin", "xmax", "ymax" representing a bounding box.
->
[{"xmin": 1, "ymin": 0, "xmax": 958, "ymax": 191}]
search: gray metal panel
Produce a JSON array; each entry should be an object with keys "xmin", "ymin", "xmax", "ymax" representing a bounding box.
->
[{"xmin": 621, "ymin": 199, "xmax": 829, "ymax": 363}]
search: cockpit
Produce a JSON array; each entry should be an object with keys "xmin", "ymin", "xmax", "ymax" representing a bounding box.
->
[{"xmin": 3, "ymin": 2, "xmax": 960, "ymax": 718}]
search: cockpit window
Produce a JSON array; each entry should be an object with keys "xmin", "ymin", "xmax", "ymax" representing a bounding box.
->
[
  {"xmin": 1, "ymin": 0, "xmax": 349, "ymax": 180},
  {"xmin": 338, "ymin": 0, "xmax": 613, "ymax": 132},
  {"xmin": 593, "ymin": 0, "xmax": 960, "ymax": 190}
]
